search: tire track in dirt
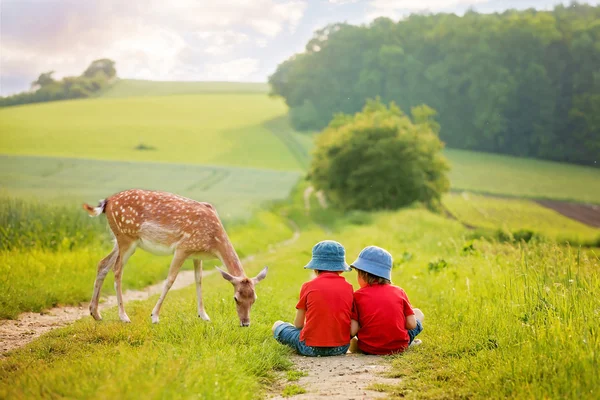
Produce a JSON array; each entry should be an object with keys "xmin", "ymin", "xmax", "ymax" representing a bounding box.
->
[{"xmin": 0, "ymin": 219, "xmax": 301, "ymax": 356}]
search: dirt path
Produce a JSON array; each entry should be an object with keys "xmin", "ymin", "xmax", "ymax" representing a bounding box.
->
[
  {"xmin": 270, "ymin": 354, "xmax": 400, "ymax": 399},
  {"xmin": 0, "ymin": 220, "xmax": 301, "ymax": 356}
]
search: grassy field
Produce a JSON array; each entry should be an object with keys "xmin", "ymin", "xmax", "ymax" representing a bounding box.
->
[
  {"xmin": 1, "ymin": 195, "xmax": 598, "ymax": 399},
  {"xmin": 99, "ymin": 79, "xmax": 269, "ymax": 98},
  {"xmin": 444, "ymin": 193, "xmax": 600, "ymax": 245},
  {"xmin": 446, "ymin": 149, "xmax": 600, "ymax": 204},
  {"xmin": 0, "ymin": 94, "xmax": 309, "ymax": 171},
  {"xmin": 0, "ymin": 155, "xmax": 301, "ymax": 220}
]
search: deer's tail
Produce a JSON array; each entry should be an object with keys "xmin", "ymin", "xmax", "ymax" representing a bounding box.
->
[{"xmin": 83, "ymin": 199, "xmax": 107, "ymax": 217}]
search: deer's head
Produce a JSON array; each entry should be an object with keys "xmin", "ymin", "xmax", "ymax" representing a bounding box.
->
[{"xmin": 216, "ymin": 266, "xmax": 268, "ymax": 326}]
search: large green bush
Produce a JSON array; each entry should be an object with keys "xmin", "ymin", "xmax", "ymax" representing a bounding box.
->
[{"xmin": 309, "ymin": 99, "xmax": 450, "ymax": 211}]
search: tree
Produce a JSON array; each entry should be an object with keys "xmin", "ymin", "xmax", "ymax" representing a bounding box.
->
[
  {"xmin": 31, "ymin": 71, "xmax": 56, "ymax": 89},
  {"xmin": 269, "ymin": 3, "xmax": 600, "ymax": 166},
  {"xmin": 309, "ymin": 98, "xmax": 450, "ymax": 211},
  {"xmin": 82, "ymin": 59, "xmax": 116, "ymax": 79}
]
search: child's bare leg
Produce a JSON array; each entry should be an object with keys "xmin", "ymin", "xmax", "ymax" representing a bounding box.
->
[
  {"xmin": 413, "ymin": 308, "xmax": 425, "ymax": 323},
  {"xmin": 349, "ymin": 337, "xmax": 362, "ymax": 353},
  {"xmin": 272, "ymin": 320, "xmax": 285, "ymax": 334}
]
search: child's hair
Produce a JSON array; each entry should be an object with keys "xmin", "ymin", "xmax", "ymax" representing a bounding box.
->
[
  {"xmin": 315, "ymin": 270, "xmax": 339, "ymax": 275},
  {"xmin": 356, "ymin": 269, "xmax": 391, "ymax": 285}
]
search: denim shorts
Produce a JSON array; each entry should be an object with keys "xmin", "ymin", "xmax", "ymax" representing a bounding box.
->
[
  {"xmin": 274, "ymin": 323, "xmax": 350, "ymax": 357},
  {"xmin": 408, "ymin": 319, "xmax": 424, "ymax": 344}
]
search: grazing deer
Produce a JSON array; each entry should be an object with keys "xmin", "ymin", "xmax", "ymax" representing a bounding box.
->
[{"xmin": 83, "ymin": 189, "xmax": 268, "ymax": 326}]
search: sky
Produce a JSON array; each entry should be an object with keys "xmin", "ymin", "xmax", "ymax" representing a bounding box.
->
[{"xmin": 1, "ymin": 0, "xmax": 598, "ymax": 96}]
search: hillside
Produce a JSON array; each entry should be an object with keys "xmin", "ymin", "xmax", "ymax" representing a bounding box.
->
[
  {"xmin": 0, "ymin": 94, "xmax": 308, "ymax": 171},
  {"xmin": 99, "ymin": 79, "xmax": 269, "ymax": 98}
]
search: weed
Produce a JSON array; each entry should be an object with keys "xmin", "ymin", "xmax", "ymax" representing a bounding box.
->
[
  {"xmin": 282, "ymin": 384, "xmax": 306, "ymax": 397},
  {"xmin": 286, "ymin": 370, "xmax": 308, "ymax": 381}
]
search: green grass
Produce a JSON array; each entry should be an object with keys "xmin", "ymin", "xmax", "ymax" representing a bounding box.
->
[
  {"xmin": 99, "ymin": 79, "xmax": 269, "ymax": 98},
  {"xmin": 2, "ymin": 196, "xmax": 598, "ymax": 398},
  {"xmin": 0, "ymin": 155, "xmax": 301, "ymax": 220},
  {"xmin": 0, "ymin": 94, "xmax": 307, "ymax": 171},
  {"xmin": 282, "ymin": 384, "xmax": 307, "ymax": 397},
  {"xmin": 285, "ymin": 370, "xmax": 308, "ymax": 382},
  {"xmin": 446, "ymin": 149, "xmax": 600, "ymax": 204},
  {"xmin": 444, "ymin": 193, "xmax": 600, "ymax": 245}
]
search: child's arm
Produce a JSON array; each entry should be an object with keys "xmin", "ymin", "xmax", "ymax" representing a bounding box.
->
[
  {"xmin": 405, "ymin": 314, "xmax": 417, "ymax": 330},
  {"xmin": 294, "ymin": 308, "xmax": 306, "ymax": 329},
  {"xmin": 350, "ymin": 319, "xmax": 360, "ymax": 337}
]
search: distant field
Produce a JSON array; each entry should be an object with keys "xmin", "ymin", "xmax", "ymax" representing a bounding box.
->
[
  {"xmin": 0, "ymin": 94, "xmax": 309, "ymax": 171},
  {"xmin": 99, "ymin": 79, "xmax": 269, "ymax": 98},
  {"xmin": 444, "ymin": 193, "xmax": 599, "ymax": 244},
  {"xmin": 446, "ymin": 149, "xmax": 600, "ymax": 204},
  {"xmin": 0, "ymin": 155, "xmax": 301, "ymax": 220}
]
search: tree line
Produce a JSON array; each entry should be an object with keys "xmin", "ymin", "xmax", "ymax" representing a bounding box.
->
[
  {"xmin": 0, "ymin": 59, "xmax": 117, "ymax": 107},
  {"xmin": 269, "ymin": 3, "xmax": 600, "ymax": 166}
]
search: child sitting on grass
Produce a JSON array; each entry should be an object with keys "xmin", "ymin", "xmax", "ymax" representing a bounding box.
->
[
  {"xmin": 349, "ymin": 246, "xmax": 424, "ymax": 355},
  {"xmin": 272, "ymin": 240, "xmax": 354, "ymax": 357}
]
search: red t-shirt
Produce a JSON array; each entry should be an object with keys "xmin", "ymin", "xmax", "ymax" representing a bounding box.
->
[
  {"xmin": 295, "ymin": 272, "xmax": 354, "ymax": 347},
  {"xmin": 351, "ymin": 284, "xmax": 415, "ymax": 355}
]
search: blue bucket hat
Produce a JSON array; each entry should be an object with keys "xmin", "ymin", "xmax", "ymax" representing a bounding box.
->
[
  {"xmin": 304, "ymin": 240, "xmax": 351, "ymax": 272},
  {"xmin": 351, "ymin": 246, "xmax": 392, "ymax": 280}
]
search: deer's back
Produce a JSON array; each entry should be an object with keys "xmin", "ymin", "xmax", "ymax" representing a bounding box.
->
[{"xmin": 105, "ymin": 189, "xmax": 222, "ymax": 254}]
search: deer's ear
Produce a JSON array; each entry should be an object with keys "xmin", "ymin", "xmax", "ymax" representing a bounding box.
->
[
  {"xmin": 252, "ymin": 266, "xmax": 268, "ymax": 285},
  {"xmin": 216, "ymin": 267, "xmax": 236, "ymax": 283}
]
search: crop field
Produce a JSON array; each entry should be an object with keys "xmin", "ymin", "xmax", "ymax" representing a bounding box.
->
[
  {"xmin": 99, "ymin": 79, "xmax": 269, "ymax": 98},
  {"xmin": 445, "ymin": 149, "xmax": 600, "ymax": 204},
  {"xmin": 0, "ymin": 155, "xmax": 301, "ymax": 220},
  {"xmin": 0, "ymin": 94, "xmax": 309, "ymax": 171},
  {"xmin": 1, "ymin": 197, "xmax": 598, "ymax": 399},
  {"xmin": 444, "ymin": 193, "xmax": 600, "ymax": 245}
]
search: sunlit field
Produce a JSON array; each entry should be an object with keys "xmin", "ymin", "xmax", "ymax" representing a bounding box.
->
[
  {"xmin": 98, "ymin": 79, "xmax": 269, "ymax": 98},
  {"xmin": 0, "ymin": 155, "xmax": 301, "ymax": 219},
  {"xmin": 446, "ymin": 149, "xmax": 600, "ymax": 204},
  {"xmin": 1, "ymin": 192, "xmax": 598, "ymax": 399},
  {"xmin": 444, "ymin": 193, "xmax": 600, "ymax": 246},
  {"xmin": 0, "ymin": 94, "xmax": 307, "ymax": 171}
]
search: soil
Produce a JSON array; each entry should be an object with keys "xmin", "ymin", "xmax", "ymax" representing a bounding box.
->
[
  {"xmin": 535, "ymin": 199, "xmax": 600, "ymax": 228},
  {"xmin": 269, "ymin": 353, "xmax": 400, "ymax": 400}
]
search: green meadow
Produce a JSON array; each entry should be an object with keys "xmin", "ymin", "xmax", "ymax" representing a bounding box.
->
[
  {"xmin": 0, "ymin": 94, "xmax": 308, "ymax": 171},
  {"xmin": 1, "ymin": 81, "xmax": 599, "ymax": 399},
  {"xmin": 1, "ymin": 193, "xmax": 598, "ymax": 399},
  {"xmin": 444, "ymin": 193, "xmax": 600, "ymax": 245},
  {"xmin": 99, "ymin": 79, "xmax": 269, "ymax": 98},
  {"xmin": 446, "ymin": 149, "xmax": 600, "ymax": 204},
  {"xmin": 0, "ymin": 155, "xmax": 301, "ymax": 219}
]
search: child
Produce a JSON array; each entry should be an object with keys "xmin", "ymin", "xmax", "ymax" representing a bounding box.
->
[
  {"xmin": 349, "ymin": 246, "xmax": 424, "ymax": 355},
  {"xmin": 272, "ymin": 240, "xmax": 354, "ymax": 357}
]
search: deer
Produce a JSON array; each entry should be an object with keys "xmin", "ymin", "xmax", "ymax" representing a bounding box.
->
[{"xmin": 83, "ymin": 189, "xmax": 268, "ymax": 326}]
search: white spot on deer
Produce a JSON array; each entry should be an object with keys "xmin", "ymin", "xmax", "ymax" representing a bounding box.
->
[{"xmin": 121, "ymin": 216, "xmax": 125, "ymax": 222}]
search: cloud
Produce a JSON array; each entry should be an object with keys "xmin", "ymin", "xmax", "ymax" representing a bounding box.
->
[{"xmin": 0, "ymin": 0, "xmax": 307, "ymax": 94}]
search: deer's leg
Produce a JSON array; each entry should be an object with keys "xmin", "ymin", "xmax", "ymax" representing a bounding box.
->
[
  {"xmin": 193, "ymin": 259, "xmax": 210, "ymax": 321},
  {"xmin": 90, "ymin": 245, "xmax": 118, "ymax": 320},
  {"xmin": 151, "ymin": 250, "xmax": 188, "ymax": 324},
  {"xmin": 114, "ymin": 239, "xmax": 137, "ymax": 323}
]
